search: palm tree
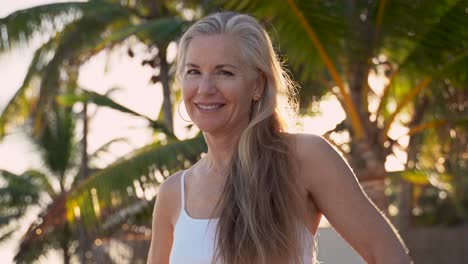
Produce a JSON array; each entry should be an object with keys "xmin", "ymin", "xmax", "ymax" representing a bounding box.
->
[
  {"xmin": 0, "ymin": 1, "xmax": 130, "ymax": 139},
  {"xmin": 215, "ymin": 0, "xmax": 468, "ymax": 215},
  {"xmin": 0, "ymin": 2, "xmax": 207, "ymax": 261},
  {"xmin": 0, "ymin": 83, "xmax": 207, "ymax": 263},
  {"xmin": 396, "ymin": 83, "xmax": 467, "ymax": 229},
  {"xmin": 1, "ymin": 65, "xmax": 152, "ymax": 262},
  {"xmin": 51, "ymin": 0, "xmax": 468, "ymax": 236},
  {"xmin": 3, "ymin": 1, "xmax": 466, "ymax": 262},
  {"xmin": 0, "ymin": 0, "xmax": 189, "ymax": 141},
  {"xmin": 0, "ymin": 101, "xmax": 77, "ymax": 263},
  {"xmin": 63, "ymin": 2, "xmax": 468, "ymax": 263}
]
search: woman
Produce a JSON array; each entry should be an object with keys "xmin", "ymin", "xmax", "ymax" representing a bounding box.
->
[{"xmin": 147, "ymin": 12, "xmax": 411, "ymax": 264}]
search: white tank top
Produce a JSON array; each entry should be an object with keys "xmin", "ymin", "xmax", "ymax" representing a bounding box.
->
[{"xmin": 169, "ymin": 170, "xmax": 316, "ymax": 264}]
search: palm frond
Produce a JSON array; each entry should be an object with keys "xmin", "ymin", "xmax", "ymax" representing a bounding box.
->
[
  {"xmin": 379, "ymin": 0, "xmax": 462, "ymax": 65},
  {"xmin": 224, "ymin": 0, "xmax": 347, "ymax": 82},
  {"xmin": 287, "ymin": 0, "xmax": 367, "ymax": 139},
  {"xmin": 0, "ymin": 1, "xmax": 84, "ymax": 51},
  {"xmin": 0, "ymin": 227, "xmax": 16, "ymax": 244},
  {"xmin": 0, "ymin": 169, "xmax": 48, "ymax": 234},
  {"xmin": 0, "ymin": 1, "xmax": 129, "ymax": 52},
  {"xmin": 14, "ymin": 193, "xmax": 70, "ymax": 264},
  {"xmin": 2, "ymin": 6, "xmax": 131, "ymax": 140},
  {"xmin": 388, "ymin": 0, "xmax": 467, "ymax": 77},
  {"xmin": 389, "ymin": 169, "xmax": 454, "ymax": 192},
  {"xmin": 88, "ymin": 137, "xmax": 132, "ymax": 162},
  {"xmin": 134, "ymin": 16, "xmax": 190, "ymax": 45},
  {"xmin": 31, "ymin": 9, "xmax": 132, "ymax": 133},
  {"xmin": 57, "ymin": 88, "xmax": 175, "ymax": 138},
  {"xmin": 0, "ymin": 37, "xmax": 57, "ymax": 139},
  {"xmin": 66, "ymin": 135, "xmax": 207, "ymax": 232},
  {"xmin": 381, "ymin": 50, "xmax": 467, "ymax": 141},
  {"xmin": 0, "ymin": 6, "xmax": 131, "ymax": 139},
  {"xmin": 33, "ymin": 104, "xmax": 76, "ymax": 181},
  {"xmin": 23, "ymin": 170, "xmax": 58, "ymax": 199},
  {"xmin": 0, "ymin": 170, "xmax": 43, "ymax": 206}
]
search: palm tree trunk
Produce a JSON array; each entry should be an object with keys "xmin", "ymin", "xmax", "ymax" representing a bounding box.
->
[
  {"xmin": 396, "ymin": 95, "xmax": 428, "ymax": 230},
  {"xmin": 158, "ymin": 45, "xmax": 174, "ymax": 132},
  {"xmin": 78, "ymin": 100, "xmax": 90, "ymax": 263},
  {"xmin": 342, "ymin": 0, "xmax": 392, "ymax": 214},
  {"xmin": 62, "ymin": 222, "xmax": 71, "ymax": 264},
  {"xmin": 81, "ymin": 101, "xmax": 89, "ymax": 180},
  {"xmin": 352, "ymin": 135, "xmax": 389, "ymax": 214}
]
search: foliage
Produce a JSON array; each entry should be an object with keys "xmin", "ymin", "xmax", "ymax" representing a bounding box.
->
[
  {"xmin": 0, "ymin": 102, "xmax": 77, "ymax": 262},
  {"xmin": 1, "ymin": 2, "xmax": 467, "ymax": 263},
  {"xmin": 0, "ymin": 1, "xmax": 201, "ymax": 260},
  {"xmin": 66, "ymin": 135, "xmax": 206, "ymax": 234}
]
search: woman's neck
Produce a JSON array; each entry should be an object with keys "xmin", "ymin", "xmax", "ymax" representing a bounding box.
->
[{"xmin": 201, "ymin": 129, "xmax": 242, "ymax": 178}]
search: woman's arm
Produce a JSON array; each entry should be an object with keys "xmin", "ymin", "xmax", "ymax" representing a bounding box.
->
[
  {"xmin": 296, "ymin": 134, "xmax": 412, "ymax": 264},
  {"xmin": 147, "ymin": 173, "xmax": 180, "ymax": 264}
]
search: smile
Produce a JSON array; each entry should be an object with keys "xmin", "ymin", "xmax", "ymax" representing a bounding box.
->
[{"xmin": 195, "ymin": 104, "xmax": 225, "ymax": 110}]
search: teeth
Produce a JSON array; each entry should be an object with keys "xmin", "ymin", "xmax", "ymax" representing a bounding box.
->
[{"xmin": 197, "ymin": 104, "xmax": 223, "ymax": 110}]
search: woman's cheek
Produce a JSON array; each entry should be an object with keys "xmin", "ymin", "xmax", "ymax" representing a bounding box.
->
[{"xmin": 182, "ymin": 78, "xmax": 198, "ymax": 98}]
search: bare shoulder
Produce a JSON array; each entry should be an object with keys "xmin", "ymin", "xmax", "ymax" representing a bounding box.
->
[
  {"xmin": 286, "ymin": 132, "xmax": 334, "ymax": 164},
  {"xmin": 153, "ymin": 170, "xmax": 185, "ymax": 227},
  {"xmin": 159, "ymin": 170, "xmax": 184, "ymax": 195},
  {"xmin": 286, "ymin": 132, "xmax": 355, "ymax": 194},
  {"xmin": 147, "ymin": 171, "xmax": 185, "ymax": 263}
]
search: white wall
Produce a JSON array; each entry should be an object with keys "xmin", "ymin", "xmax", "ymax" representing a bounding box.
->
[{"xmin": 317, "ymin": 227, "xmax": 365, "ymax": 264}]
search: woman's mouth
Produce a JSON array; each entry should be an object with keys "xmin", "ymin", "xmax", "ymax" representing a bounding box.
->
[{"xmin": 195, "ymin": 103, "xmax": 225, "ymax": 111}]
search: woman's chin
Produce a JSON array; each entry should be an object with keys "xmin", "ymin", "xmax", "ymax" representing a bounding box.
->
[{"xmin": 195, "ymin": 122, "xmax": 228, "ymax": 135}]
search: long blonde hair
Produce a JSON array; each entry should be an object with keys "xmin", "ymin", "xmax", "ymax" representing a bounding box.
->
[{"xmin": 176, "ymin": 12, "xmax": 310, "ymax": 264}]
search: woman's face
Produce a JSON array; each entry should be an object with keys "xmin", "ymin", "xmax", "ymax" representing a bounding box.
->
[{"xmin": 182, "ymin": 34, "xmax": 262, "ymax": 135}]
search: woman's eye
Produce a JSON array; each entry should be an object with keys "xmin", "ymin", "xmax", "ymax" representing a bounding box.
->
[
  {"xmin": 187, "ymin": 69, "xmax": 200, "ymax": 75},
  {"xmin": 219, "ymin": 70, "xmax": 233, "ymax": 76}
]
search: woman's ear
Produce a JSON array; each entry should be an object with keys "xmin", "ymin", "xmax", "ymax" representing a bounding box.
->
[{"xmin": 254, "ymin": 71, "xmax": 266, "ymax": 99}]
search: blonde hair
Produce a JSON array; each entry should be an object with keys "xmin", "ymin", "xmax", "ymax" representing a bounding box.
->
[{"xmin": 176, "ymin": 12, "xmax": 312, "ymax": 264}]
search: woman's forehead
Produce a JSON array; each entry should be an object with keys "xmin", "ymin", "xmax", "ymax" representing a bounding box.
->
[{"xmin": 185, "ymin": 34, "xmax": 247, "ymax": 66}]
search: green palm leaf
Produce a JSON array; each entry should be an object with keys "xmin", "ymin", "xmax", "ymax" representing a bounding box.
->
[
  {"xmin": 0, "ymin": 1, "xmax": 132, "ymax": 52},
  {"xmin": 66, "ymin": 135, "xmax": 207, "ymax": 231},
  {"xmin": 384, "ymin": 0, "xmax": 467, "ymax": 91},
  {"xmin": 0, "ymin": 228, "xmax": 16, "ymax": 244},
  {"xmin": 0, "ymin": 4, "xmax": 131, "ymax": 140},
  {"xmin": 0, "ymin": 7, "xmax": 188, "ymax": 141},
  {"xmin": 0, "ymin": 37, "xmax": 57, "ymax": 139},
  {"xmin": 57, "ymin": 88, "xmax": 175, "ymax": 138},
  {"xmin": 223, "ymin": 0, "xmax": 468, "ymax": 104},
  {"xmin": 34, "ymin": 104, "xmax": 76, "ymax": 182},
  {"xmin": 88, "ymin": 137, "xmax": 132, "ymax": 161},
  {"xmin": 134, "ymin": 16, "xmax": 190, "ymax": 45},
  {"xmin": 14, "ymin": 194, "xmax": 70, "ymax": 264},
  {"xmin": 32, "ymin": 9, "xmax": 131, "ymax": 129},
  {"xmin": 0, "ymin": 169, "xmax": 53, "ymax": 232},
  {"xmin": 23, "ymin": 170, "xmax": 58, "ymax": 199}
]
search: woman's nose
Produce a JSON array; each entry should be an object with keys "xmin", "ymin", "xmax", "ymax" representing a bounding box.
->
[{"xmin": 197, "ymin": 74, "xmax": 216, "ymax": 94}]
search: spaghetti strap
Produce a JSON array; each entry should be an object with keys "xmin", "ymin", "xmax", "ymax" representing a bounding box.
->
[{"xmin": 180, "ymin": 170, "xmax": 187, "ymax": 210}]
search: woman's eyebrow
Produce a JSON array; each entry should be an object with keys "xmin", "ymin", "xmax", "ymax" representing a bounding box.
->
[
  {"xmin": 185, "ymin": 63, "xmax": 238, "ymax": 69},
  {"xmin": 215, "ymin": 64, "xmax": 238, "ymax": 69}
]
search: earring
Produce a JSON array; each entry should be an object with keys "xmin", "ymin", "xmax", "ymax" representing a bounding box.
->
[
  {"xmin": 177, "ymin": 100, "xmax": 191, "ymax": 122},
  {"xmin": 252, "ymin": 97, "xmax": 261, "ymax": 114}
]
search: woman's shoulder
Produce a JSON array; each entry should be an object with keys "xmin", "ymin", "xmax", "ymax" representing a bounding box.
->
[
  {"xmin": 284, "ymin": 132, "xmax": 329, "ymax": 160},
  {"xmin": 286, "ymin": 132, "xmax": 352, "ymax": 183},
  {"xmin": 155, "ymin": 170, "xmax": 185, "ymax": 225},
  {"xmin": 158, "ymin": 170, "xmax": 184, "ymax": 195},
  {"xmin": 285, "ymin": 132, "xmax": 345, "ymax": 176}
]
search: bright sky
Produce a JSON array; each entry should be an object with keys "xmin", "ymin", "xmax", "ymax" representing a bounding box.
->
[{"xmin": 0, "ymin": 1, "xmax": 408, "ymax": 263}]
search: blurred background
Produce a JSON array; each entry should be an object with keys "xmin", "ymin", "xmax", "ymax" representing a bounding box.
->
[{"xmin": 0, "ymin": 0, "xmax": 466, "ymax": 263}]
